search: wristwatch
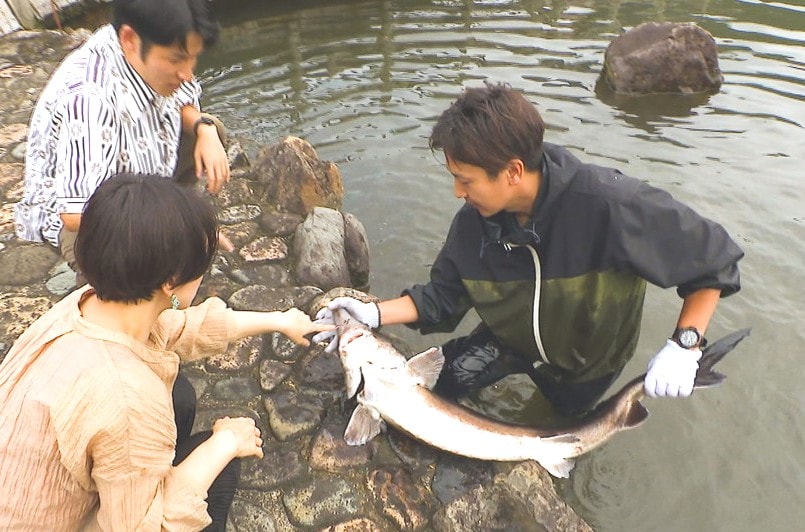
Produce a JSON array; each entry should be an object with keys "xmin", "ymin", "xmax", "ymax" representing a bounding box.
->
[
  {"xmin": 193, "ymin": 115, "xmax": 216, "ymax": 136},
  {"xmin": 671, "ymin": 326, "xmax": 706, "ymax": 349}
]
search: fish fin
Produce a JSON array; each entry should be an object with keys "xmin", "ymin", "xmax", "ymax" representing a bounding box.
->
[
  {"xmin": 694, "ymin": 328, "xmax": 751, "ymax": 389},
  {"xmin": 625, "ymin": 400, "xmax": 649, "ymax": 428},
  {"xmin": 540, "ymin": 458, "xmax": 576, "ymax": 479},
  {"xmin": 342, "ymin": 366, "xmax": 363, "ymax": 399},
  {"xmin": 344, "ymin": 404, "xmax": 383, "ymax": 446},
  {"xmin": 406, "ymin": 346, "xmax": 445, "ymax": 389},
  {"xmin": 542, "ymin": 433, "xmax": 581, "ymax": 445}
]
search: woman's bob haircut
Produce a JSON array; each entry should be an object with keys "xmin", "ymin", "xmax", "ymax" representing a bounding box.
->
[{"xmin": 75, "ymin": 173, "xmax": 218, "ymax": 303}]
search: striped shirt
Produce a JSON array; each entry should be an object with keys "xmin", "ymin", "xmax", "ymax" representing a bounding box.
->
[{"xmin": 14, "ymin": 24, "xmax": 201, "ymax": 246}]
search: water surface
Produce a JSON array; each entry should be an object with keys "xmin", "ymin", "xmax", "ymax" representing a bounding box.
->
[{"xmin": 199, "ymin": 1, "xmax": 804, "ymax": 530}]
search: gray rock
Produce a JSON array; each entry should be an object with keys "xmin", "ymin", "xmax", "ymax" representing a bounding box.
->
[
  {"xmin": 283, "ymin": 476, "xmax": 364, "ymax": 528},
  {"xmin": 599, "ymin": 22, "xmax": 722, "ymax": 95},
  {"xmin": 343, "ymin": 211, "xmax": 370, "ymax": 291},
  {"xmin": 227, "ymin": 284, "xmax": 322, "ymax": 312},
  {"xmin": 229, "ymin": 490, "xmax": 296, "ymax": 532},
  {"xmin": 294, "ymin": 206, "xmax": 351, "ymax": 291},
  {"xmin": 239, "ymin": 444, "xmax": 306, "ymax": 490},
  {"xmin": 260, "ymin": 210, "xmax": 304, "ymax": 236},
  {"xmin": 0, "ymin": 244, "xmax": 58, "ymax": 285},
  {"xmin": 264, "ymin": 388, "xmax": 328, "ymax": 441}
]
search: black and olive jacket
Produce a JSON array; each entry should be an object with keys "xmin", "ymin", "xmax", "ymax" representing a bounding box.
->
[{"xmin": 403, "ymin": 143, "xmax": 744, "ymax": 383}]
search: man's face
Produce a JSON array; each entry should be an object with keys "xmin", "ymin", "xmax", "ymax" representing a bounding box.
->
[
  {"xmin": 122, "ymin": 27, "xmax": 204, "ymax": 97},
  {"xmin": 447, "ymin": 157, "xmax": 512, "ymax": 218}
]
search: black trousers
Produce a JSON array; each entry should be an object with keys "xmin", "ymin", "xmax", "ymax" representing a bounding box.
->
[
  {"xmin": 434, "ymin": 324, "xmax": 622, "ymax": 417},
  {"xmin": 172, "ymin": 373, "xmax": 240, "ymax": 531}
]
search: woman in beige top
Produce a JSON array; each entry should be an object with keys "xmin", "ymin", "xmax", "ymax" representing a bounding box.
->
[{"xmin": 0, "ymin": 173, "xmax": 332, "ymax": 530}]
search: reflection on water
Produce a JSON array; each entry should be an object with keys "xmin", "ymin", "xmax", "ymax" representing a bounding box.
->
[{"xmin": 198, "ymin": 0, "xmax": 804, "ymax": 530}]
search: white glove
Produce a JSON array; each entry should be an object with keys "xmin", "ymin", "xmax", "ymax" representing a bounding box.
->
[
  {"xmin": 311, "ymin": 297, "xmax": 381, "ymax": 353},
  {"xmin": 644, "ymin": 340, "xmax": 702, "ymax": 398}
]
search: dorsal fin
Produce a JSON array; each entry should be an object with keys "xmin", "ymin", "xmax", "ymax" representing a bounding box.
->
[{"xmin": 406, "ymin": 347, "xmax": 445, "ymax": 389}]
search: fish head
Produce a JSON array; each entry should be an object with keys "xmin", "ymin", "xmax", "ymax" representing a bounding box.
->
[{"xmin": 335, "ymin": 316, "xmax": 375, "ymax": 398}]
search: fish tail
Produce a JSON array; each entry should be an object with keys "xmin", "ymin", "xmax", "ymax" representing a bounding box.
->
[{"xmin": 694, "ymin": 328, "xmax": 751, "ymax": 389}]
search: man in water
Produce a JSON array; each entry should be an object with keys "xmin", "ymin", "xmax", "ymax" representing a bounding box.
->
[{"xmin": 316, "ymin": 82, "xmax": 744, "ymax": 416}]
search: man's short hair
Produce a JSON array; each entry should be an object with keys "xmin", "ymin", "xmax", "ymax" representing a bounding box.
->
[
  {"xmin": 429, "ymin": 81, "xmax": 545, "ymax": 177},
  {"xmin": 113, "ymin": 0, "xmax": 220, "ymax": 49},
  {"xmin": 75, "ymin": 173, "xmax": 218, "ymax": 303}
]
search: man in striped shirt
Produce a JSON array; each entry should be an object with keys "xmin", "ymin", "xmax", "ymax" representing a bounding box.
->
[{"xmin": 14, "ymin": 0, "xmax": 230, "ymax": 270}]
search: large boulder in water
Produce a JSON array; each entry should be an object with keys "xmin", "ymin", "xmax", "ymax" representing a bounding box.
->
[
  {"xmin": 598, "ymin": 22, "xmax": 723, "ymax": 95},
  {"xmin": 251, "ymin": 136, "xmax": 344, "ymax": 216}
]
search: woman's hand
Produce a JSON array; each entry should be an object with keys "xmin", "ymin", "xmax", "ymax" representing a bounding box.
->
[
  {"xmin": 212, "ymin": 416, "xmax": 264, "ymax": 459},
  {"xmin": 276, "ymin": 308, "xmax": 335, "ymax": 347}
]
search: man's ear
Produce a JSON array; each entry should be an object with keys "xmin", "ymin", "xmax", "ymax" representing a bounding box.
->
[
  {"xmin": 506, "ymin": 159, "xmax": 525, "ymax": 184},
  {"xmin": 118, "ymin": 24, "xmax": 141, "ymax": 57}
]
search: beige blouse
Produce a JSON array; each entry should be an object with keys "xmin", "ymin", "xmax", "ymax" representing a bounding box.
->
[{"xmin": 0, "ymin": 286, "xmax": 236, "ymax": 531}]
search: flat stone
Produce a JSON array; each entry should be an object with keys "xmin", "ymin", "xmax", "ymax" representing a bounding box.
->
[
  {"xmin": 239, "ymin": 235, "xmax": 288, "ymax": 262},
  {"xmin": 229, "ymin": 490, "xmax": 296, "ymax": 532},
  {"xmin": 205, "ymin": 335, "xmax": 263, "ymax": 372},
  {"xmin": 264, "ymin": 388, "xmax": 328, "ymax": 441},
  {"xmin": 0, "ymin": 244, "xmax": 58, "ymax": 285},
  {"xmin": 218, "ymin": 203, "xmax": 262, "ymax": 224},
  {"xmin": 227, "ymin": 284, "xmax": 322, "ymax": 312},
  {"xmin": 258, "ymin": 359, "xmax": 293, "ymax": 392},
  {"xmin": 283, "ymin": 476, "xmax": 363, "ymax": 528},
  {"xmin": 309, "ymin": 418, "xmax": 374, "ymax": 473},
  {"xmin": 239, "ymin": 443, "xmax": 306, "ymax": 490},
  {"xmin": 367, "ymin": 466, "xmax": 434, "ymax": 530}
]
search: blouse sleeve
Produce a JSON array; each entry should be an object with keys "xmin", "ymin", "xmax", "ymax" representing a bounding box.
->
[
  {"xmin": 149, "ymin": 297, "xmax": 237, "ymax": 362},
  {"xmin": 51, "ymin": 369, "xmax": 211, "ymax": 531}
]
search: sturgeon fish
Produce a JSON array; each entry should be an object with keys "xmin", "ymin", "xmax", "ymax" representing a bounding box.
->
[{"xmin": 334, "ymin": 308, "xmax": 750, "ymax": 478}]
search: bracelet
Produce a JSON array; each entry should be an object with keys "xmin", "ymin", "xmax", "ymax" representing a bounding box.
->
[{"xmin": 193, "ymin": 115, "xmax": 216, "ymax": 136}]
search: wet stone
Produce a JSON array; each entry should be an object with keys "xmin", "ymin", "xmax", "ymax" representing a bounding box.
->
[
  {"xmin": 0, "ymin": 244, "xmax": 59, "ymax": 285},
  {"xmin": 322, "ymin": 517, "xmax": 385, "ymax": 532},
  {"xmin": 0, "ymin": 294, "xmax": 53, "ymax": 343},
  {"xmin": 45, "ymin": 265, "xmax": 77, "ymax": 296},
  {"xmin": 238, "ymin": 262, "xmax": 292, "ymax": 288},
  {"xmin": 239, "ymin": 235, "xmax": 288, "ymax": 262},
  {"xmin": 227, "ymin": 284, "xmax": 323, "ymax": 312},
  {"xmin": 432, "ymin": 454, "xmax": 494, "ymax": 506},
  {"xmin": 239, "ymin": 443, "xmax": 306, "ymax": 490},
  {"xmin": 214, "ymin": 174, "xmax": 254, "ymax": 208},
  {"xmin": 268, "ymin": 331, "xmax": 309, "ymax": 361},
  {"xmin": 264, "ymin": 388, "xmax": 329, "ymax": 441},
  {"xmin": 367, "ymin": 466, "xmax": 434, "ymax": 530},
  {"xmin": 388, "ymin": 429, "xmax": 439, "ymax": 470},
  {"xmin": 309, "ymin": 417, "xmax": 374, "ymax": 473},
  {"xmin": 283, "ymin": 475, "xmax": 363, "ymax": 528},
  {"xmin": 229, "ymin": 490, "xmax": 295, "ymax": 532},
  {"xmin": 219, "ymin": 203, "xmax": 262, "ymax": 224},
  {"xmin": 10, "ymin": 141, "xmax": 25, "ymax": 160},
  {"xmin": 260, "ymin": 210, "xmax": 304, "ymax": 236},
  {"xmin": 209, "ymin": 376, "xmax": 262, "ymax": 403},
  {"xmin": 0, "ymin": 163, "xmax": 23, "ymax": 190},
  {"xmin": 297, "ymin": 348, "xmax": 344, "ymax": 392},
  {"xmin": 0, "ymin": 122, "xmax": 26, "ymax": 146},
  {"xmin": 218, "ymin": 220, "xmax": 258, "ymax": 250},
  {"xmin": 206, "ymin": 335, "xmax": 263, "ymax": 372},
  {"xmin": 0, "ymin": 202, "xmax": 16, "ymax": 235},
  {"xmin": 258, "ymin": 359, "xmax": 294, "ymax": 392}
]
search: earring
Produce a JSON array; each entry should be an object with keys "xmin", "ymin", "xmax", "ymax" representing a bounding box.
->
[{"xmin": 170, "ymin": 294, "xmax": 180, "ymax": 310}]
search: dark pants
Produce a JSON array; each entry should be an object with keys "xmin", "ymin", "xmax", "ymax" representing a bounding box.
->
[
  {"xmin": 172, "ymin": 373, "xmax": 240, "ymax": 531},
  {"xmin": 434, "ymin": 324, "xmax": 621, "ymax": 417}
]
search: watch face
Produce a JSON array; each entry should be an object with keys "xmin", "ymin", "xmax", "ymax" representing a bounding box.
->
[{"xmin": 678, "ymin": 328, "xmax": 700, "ymax": 348}]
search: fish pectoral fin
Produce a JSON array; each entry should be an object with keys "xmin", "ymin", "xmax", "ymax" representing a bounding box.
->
[
  {"xmin": 406, "ymin": 346, "xmax": 445, "ymax": 389},
  {"xmin": 344, "ymin": 404, "xmax": 383, "ymax": 446},
  {"xmin": 540, "ymin": 458, "xmax": 576, "ymax": 479}
]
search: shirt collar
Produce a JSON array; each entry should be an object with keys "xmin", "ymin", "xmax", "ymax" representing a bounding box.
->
[{"xmin": 99, "ymin": 24, "xmax": 164, "ymax": 118}]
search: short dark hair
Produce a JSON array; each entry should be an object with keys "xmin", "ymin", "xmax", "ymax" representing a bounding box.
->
[
  {"xmin": 75, "ymin": 173, "xmax": 218, "ymax": 303},
  {"xmin": 113, "ymin": 0, "xmax": 220, "ymax": 50},
  {"xmin": 429, "ymin": 82, "xmax": 545, "ymax": 177}
]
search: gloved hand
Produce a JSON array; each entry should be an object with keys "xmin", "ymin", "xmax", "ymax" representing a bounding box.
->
[
  {"xmin": 311, "ymin": 297, "xmax": 381, "ymax": 353},
  {"xmin": 644, "ymin": 340, "xmax": 702, "ymax": 398}
]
